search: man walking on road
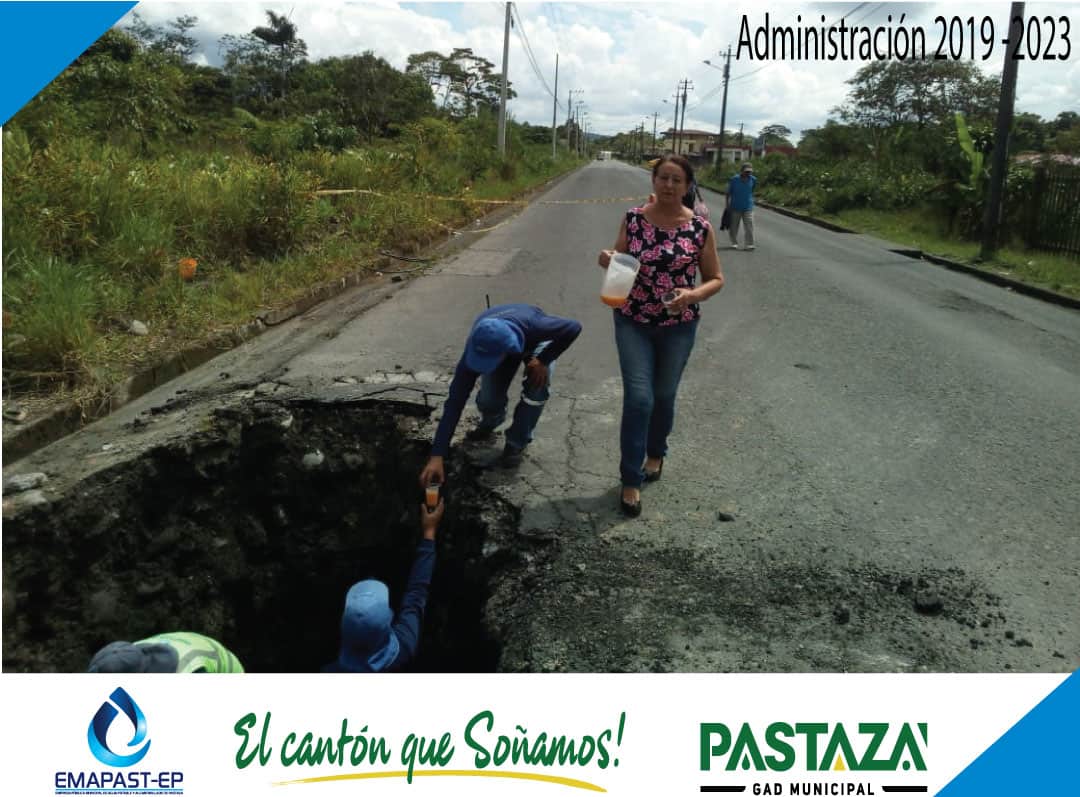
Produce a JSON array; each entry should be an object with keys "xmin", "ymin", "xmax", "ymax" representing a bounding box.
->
[
  {"xmin": 419, "ymin": 304, "xmax": 582, "ymax": 486},
  {"xmin": 726, "ymin": 163, "xmax": 757, "ymax": 250}
]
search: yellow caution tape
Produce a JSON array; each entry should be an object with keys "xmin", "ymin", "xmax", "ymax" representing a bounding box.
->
[{"xmin": 314, "ymin": 187, "xmax": 646, "ymax": 206}]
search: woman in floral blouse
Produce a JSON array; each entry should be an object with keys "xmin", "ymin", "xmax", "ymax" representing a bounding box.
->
[{"xmin": 597, "ymin": 154, "xmax": 725, "ymax": 517}]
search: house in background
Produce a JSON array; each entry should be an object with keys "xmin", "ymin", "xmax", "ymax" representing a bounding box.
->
[
  {"xmin": 660, "ymin": 128, "xmax": 713, "ymax": 157},
  {"xmin": 660, "ymin": 129, "xmax": 752, "ymax": 165},
  {"xmin": 716, "ymin": 145, "xmax": 751, "ymax": 164}
]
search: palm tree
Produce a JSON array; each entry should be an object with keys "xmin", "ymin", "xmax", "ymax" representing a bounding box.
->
[{"xmin": 252, "ymin": 11, "xmax": 303, "ymax": 101}]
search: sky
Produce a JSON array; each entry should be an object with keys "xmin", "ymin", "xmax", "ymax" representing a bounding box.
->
[{"xmin": 123, "ymin": 1, "xmax": 1080, "ymax": 141}]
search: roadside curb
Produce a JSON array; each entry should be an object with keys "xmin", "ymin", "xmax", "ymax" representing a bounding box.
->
[
  {"xmin": 754, "ymin": 199, "xmax": 858, "ymax": 233},
  {"xmin": 2, "ymin": 164, "xmax": 587, "ymax": 465},
  {"xmin": 751, "ymin": 197, "xmax": 1080, "ymax": 312},
  {"xmin": 2, "ymin": 274, "xmax": 367, "ymax": 465},
  {"xmin": 901, "ymin": 250, "xmax": 1080, "ymax": 311}
]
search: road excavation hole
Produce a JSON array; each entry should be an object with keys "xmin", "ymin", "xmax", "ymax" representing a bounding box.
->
[{"xmin": 2, "ymin": 399, "xmax": 522, "ymax": 673}]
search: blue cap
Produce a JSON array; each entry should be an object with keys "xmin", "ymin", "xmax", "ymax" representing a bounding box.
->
[
  {"xmin": 337, "ymin": 580, "xmax": 400, "ymax": 672},
  {"xmin": 464, "ymin": 318, "xmax": 522, "ymax": 374}
]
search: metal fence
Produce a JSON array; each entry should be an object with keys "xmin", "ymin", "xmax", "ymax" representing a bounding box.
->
[{"xmin": 1024, "ymin": 165, "xmax": 1080, "ymax": 257}]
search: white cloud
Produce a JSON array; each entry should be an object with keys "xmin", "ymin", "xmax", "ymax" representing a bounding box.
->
[{"xmin": 125, "ymin": 1, "xmax": 1080, "ymax": 140}]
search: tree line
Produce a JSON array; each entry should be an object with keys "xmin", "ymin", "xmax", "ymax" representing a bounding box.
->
[{"xmin": 12, "ymin": 10, "xmax": 543, "ymax": 151}]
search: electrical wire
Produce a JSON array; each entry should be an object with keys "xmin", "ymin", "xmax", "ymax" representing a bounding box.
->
[
  {"xmin": 689, "ymin": 1, "xmax": 878, "ymax": 110},
  {"xmin": 543, "ymin": 2, "xmax": 562, "ymax": 54},
  {"xmin": 510, "ymin": 3, "xmax": 564, "ymax": 112},
  {"xmin": 513, "ymin": 4, "xmax": 552, "ymax": 95},
  {"xmin": 512, "ymin": 4, "xmax": 549, "ymax": 93}
]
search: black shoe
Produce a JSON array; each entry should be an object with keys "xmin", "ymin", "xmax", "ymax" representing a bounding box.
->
[
  {"xmin": 643, "ymin": 459, "xmax": 664, "ymax": 483},
  {"xmin": 498, "ymin": 444, "xmax": 524, "ymax": 468},
  {"xmin": 464, "ymin": 426, "xmax": 497, "ymax": 443},
  {"xmin": 620, "ymin": 488, "xmax": 642, "ymax": 517}
]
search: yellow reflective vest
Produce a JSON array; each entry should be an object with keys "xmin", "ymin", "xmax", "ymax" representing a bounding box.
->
[{"xmin": 138, "ymin": 632, "xmax": 244, "ymax": 673}]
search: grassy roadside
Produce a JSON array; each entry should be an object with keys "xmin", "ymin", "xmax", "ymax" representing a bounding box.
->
[
  {"xmin": 698, "ymin": 177, "xmax": 1080, "ymax": 300},
  {"xmin": 2, "ymin": 149, "xmax": 581, "ymax": 418},
  {"xmin": 819, "ymin": 207, "xmax": 1080, "ymax": 299}
]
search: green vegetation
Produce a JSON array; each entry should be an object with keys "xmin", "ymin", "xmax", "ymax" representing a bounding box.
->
[
  {"xmin": 693, "ymin": 60, "xmax": 1080, "ymax": 298},
  {"xmin": 2, "ymin": 14, "xmax": 579, "ymax": 400},
  {"xmin": 822, "ymin": 208, "xmax": 1080, "ymax": 299}
]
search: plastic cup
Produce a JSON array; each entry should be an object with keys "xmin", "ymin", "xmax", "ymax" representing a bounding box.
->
[
  {"xmin": 661, "ymin": 290, "xmax": 678, "ymax": 314},
  {"xmin": 425, "ymin": 482, "xmax": 440, "ymax": 509}
]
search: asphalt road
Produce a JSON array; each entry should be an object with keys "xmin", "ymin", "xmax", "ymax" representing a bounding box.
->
[
  {"xmin": 10, "ymin": 160, "xmax": 1080, "ymax": 672},
  {"xmin": 270, "ymin": 160, "xmax": 1080, "ymax": 672}
]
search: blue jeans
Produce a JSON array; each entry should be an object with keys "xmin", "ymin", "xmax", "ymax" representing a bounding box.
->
[
  {"xmin": 613, "ymin": 312, "xmax": 699, "ymax": 487},
  {"xmin": 475, "ymin": 341, "xmax": 553, "ymax": 451}
]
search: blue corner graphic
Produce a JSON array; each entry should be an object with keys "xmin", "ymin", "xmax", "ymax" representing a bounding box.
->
[
  {"xmin": 0, "ymin": 1, "xmax": 138, "ymax": 127},
  {"xmin": 935, "ymin": 670, "xmax": 1079, "ymax": 796}
]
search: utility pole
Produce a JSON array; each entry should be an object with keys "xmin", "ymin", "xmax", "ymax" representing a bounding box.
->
[
  {"xmin": 567, "ymin": 88, "xmax": 583, "ymax": 153},
  {"xmin": 652, "ymin": 111, "xmax": 658, "ymax": 154},
  {"xmin": 715, "ymin": 46, "xmax": 732, "ymax": 167},
  {"xmin": 575, "ymin": 103, "xmax": 584, "ymax": 157},
  {"xmin": 678, "ymin": 79, "xmax": 692, "ymax": 156},
  {"xmin": 551, "ymin": 52, "xmax": 559, "ymax": 159},
  {"xmin": 575, "ymin": 104, "xmax": 581, "ymax": 156},
  {"xmin": 981, "ymin": 2, "xmax": 1024, "ymax": 260},
  {"xmin": 497, "ymin": 1, "xmax": 511, "ymax": 156},
  {"xmin": 670, "ymin": 87, "xmax": 681, "ymax": 153}
]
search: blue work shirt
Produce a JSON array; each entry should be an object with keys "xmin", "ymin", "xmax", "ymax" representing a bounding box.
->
[
  {"xmin": 431, "ymin": 305, "xmax": 582, "ymax": 457},
  {"xmin": 727, "ymin": 174, "xmax": 757, "ymax": 211},
  {"xmin": 324, "ymin": 539, "xmax": 435, "ymax": 673}
]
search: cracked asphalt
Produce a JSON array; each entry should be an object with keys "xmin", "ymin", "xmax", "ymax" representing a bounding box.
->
[{"xmin": 6, "ymin": 160, "xmax": 1080, "ymax": 672}]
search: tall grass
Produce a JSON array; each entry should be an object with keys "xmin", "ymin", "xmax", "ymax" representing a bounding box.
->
[
  {"xmin": 3, "ymin": 256, "xmax": 100, "ymax": 383},
  {"xmin": 2, "ymin": 119, "xmax": 581, "ymax": 393}
]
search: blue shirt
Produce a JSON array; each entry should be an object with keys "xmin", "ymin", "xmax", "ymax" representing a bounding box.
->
[
  {"xmin": 324, "ymin": 539, "xmax": 435, "ymax": 673},
  {"xmin": 728, "ymin": 174, "xmax": 757, "ymax": 211},
  {"xmin": 431, "ymin": 305, "xmax": 582, "ymax": 456}
]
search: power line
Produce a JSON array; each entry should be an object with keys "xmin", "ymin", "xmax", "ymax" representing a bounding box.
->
[
  {"xmin": 728, "ymin": 64, "xmax": 769, "ymax": 84},
  {"xmin": 689, "ymin": 1, "xmax": 877, "ymax": 111},
  {"xmin": 543, "ymin": 2, "xmax": 562, "ymax": 54},
  {"xmin": 512, "ymin": 4, "xmax": 546, "ymax": 87},
  {"xmin": 511, "ymin": 3, "xmax": 563, "ymax": 112}
]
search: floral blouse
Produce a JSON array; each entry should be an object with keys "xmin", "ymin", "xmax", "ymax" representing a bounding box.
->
[{"xmin": 620, "ymin": 207, "xmax": 709, "ymax": 326}]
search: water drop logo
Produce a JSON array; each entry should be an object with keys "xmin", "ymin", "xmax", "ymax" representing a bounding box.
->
[{"xmin": 87, "ymin": 687, "xmax": 151, "ymax": 767}]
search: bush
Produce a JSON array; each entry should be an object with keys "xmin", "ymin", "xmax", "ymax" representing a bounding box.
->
[{"xmin": 3, "ymin": 256, "xmax": 100, "ymax": 384}]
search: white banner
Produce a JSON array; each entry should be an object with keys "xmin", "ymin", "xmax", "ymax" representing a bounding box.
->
[{"xmin": 0, "ymin": 673, "xmax": 1073, "ymax": 796}]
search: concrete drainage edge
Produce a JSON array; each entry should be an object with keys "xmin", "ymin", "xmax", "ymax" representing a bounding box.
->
[
  {"xmin": 2, "ymin": 266, "xmax": 393, "ymax": 465},
  {"xmin": 754, "ymin": 200, "xmax": 858, "ymax": 234},
  {"xmin": 897, "ymin": 249, "xmax": 1080, "ymax": 311}
]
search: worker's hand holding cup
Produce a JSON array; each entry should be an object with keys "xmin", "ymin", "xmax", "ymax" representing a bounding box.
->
[
  {"xmin": 419, "ymin": 456, "xmax": 444, "ymax": 489},
  {"xmin": 421, "ymin": 499, "xmax": 444, "ymax": 540},
  {"xmin": 425, "ymin": 480, "xmax": 441, "ymax": 510}
]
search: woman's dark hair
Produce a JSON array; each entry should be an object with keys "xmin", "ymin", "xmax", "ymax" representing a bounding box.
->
[
  {"xmin": 652, "ymin": 153, "xmax": 699, "ymax": 209},
  {"xmin": 651, "ymin": 153, "xmax": 695, "ymax": 183}
]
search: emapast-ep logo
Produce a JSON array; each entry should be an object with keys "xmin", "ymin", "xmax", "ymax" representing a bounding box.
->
[
  {"xmin": 55, "ymin": 687, "xmax": 184, "ymax": 795},
  {"xmin": 700, "ymin": 720, "xmax": 929, "ymax": 795}
]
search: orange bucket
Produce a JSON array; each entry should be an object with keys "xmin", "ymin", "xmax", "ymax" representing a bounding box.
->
[{"xmin": 178, "ymin": 258, "xmax": 198, "ymax": 281}]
